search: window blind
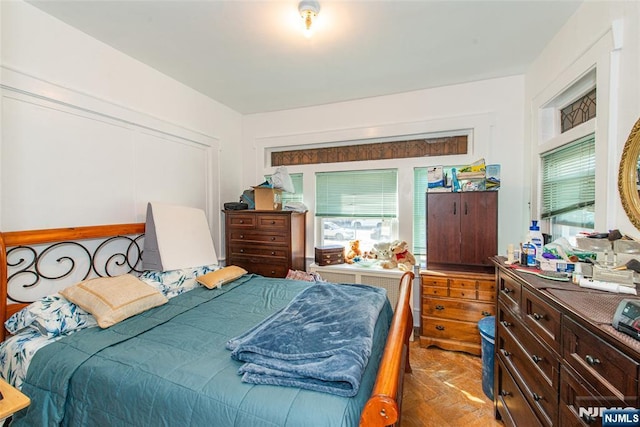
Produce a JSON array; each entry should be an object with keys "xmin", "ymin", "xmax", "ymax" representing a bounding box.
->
[
  {"xmin": 413, "ymin": 167, "xmax": 427, "ymax": 256},
  {"xmin": 541, "ymin": 134, "xmax": 595, "ymax": 219},
  {"xmin": 315, "ymin": 169, "xmax": 397, "ymax": 218}
]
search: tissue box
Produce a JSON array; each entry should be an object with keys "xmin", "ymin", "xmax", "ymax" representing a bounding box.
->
[
  {"xmin": 253, "ymin": 186, "xmax": 283, "ymax": 210},
  {"xmin": 537, "ymin": 258, "xmax": 576, "ymax": 273}
]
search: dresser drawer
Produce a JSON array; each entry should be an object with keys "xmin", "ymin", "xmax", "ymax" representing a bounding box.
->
[
  {"xmin": 421, "ymin": 316, "xmax": 481, "ymax": 344},
  {"xmin": 449, "ymin": 287, "xmax": 476, "ymax": 299},
  {"xmin": 558, "ymin": 364, "xmax": 632, "ymax": 427},
  {"xmin": 449, "ymin": 277, "xmax": 476, "ymax": 290},
  {"xmin": 563, "ymin": 317, "xmax": 639, "ymax": 405},
  {"xmin": 227, "ymin": 230, "xmax": 288, "ymax": 245},
  {"xmin": 497, "ymin": 322, "xmax": 558, "ymax": 426},
  {"xmin": 228, "ymin": 244, "xmax": 288, "ymax": 260},
  {"xmin": 522, "ymin": 288, "xmax": 561, "ymax": 353},
  {"xmin": 227, "ymin": 214, "xmax": 257, "ymax": 228},
  {"xmin": 498, "ymin": 301, "xmax": 558, "ymax": 389},
  {"xmin": 256, "ymin": 214, "xmax": 289, "ymax": 230},
  {"xmin": 498, "ymin": 271, "xmax": 522, "ymax": 313},
  {"xmin": 422, "ymin": 298, "xmax": 494, "ymax": 322},
  {"xmin": 496, "ymin": 362, "xmax": 544, "ymax": 427},
  {"xmin": 232, "ymin": 260, "xmax": 289, "ymax": 278},
  {"xmin": 421, "ymin": 275, "xmax": 449, "ymax": 287},
  {"xmin": 422, "ymin": 285, "xmax": 448, "ymax": 297}
]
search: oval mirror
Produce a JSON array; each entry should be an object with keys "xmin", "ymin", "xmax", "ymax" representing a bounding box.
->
[{"xmin": 618, "ymin": 117, "xmax": 640, "ymax": 230}]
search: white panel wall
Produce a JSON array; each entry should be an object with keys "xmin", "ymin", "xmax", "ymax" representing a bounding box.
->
[
  {"xmin": 242, "ymin": 76, "xmax": 527, "ymax": 261},
  {"xmin": 525, "ymin": 1, "xmax": 640, "ymax": 238},
  {"xmin": 0, "ymin": 1, "xmax": 243, "ymax": 255}
]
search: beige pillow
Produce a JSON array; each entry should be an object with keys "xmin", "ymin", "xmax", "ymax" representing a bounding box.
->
[
  {"xmin": 197, "ymin": 266, "xmax": 247, "ymax": 289},
  {"xmin": 60, "ymin": 274, "xmax": 168, "ymax": 328}
]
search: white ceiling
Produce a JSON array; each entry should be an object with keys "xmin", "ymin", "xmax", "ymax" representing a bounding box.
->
[{"xmin": 27, "ymin": 0, "xmax": 583, "ymax": 114}]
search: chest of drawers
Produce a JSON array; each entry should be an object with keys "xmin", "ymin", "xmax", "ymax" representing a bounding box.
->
[
  {"xmin": 224, "ymin": 210, "xmax": 306, "ymax": 278},
  {"xmin": 493, "ymin": 258, "xmax": 640, "ymax": 427},
  {"xmin": 420, "ymin": 270, "xmax": 495, "ymax": 356}
]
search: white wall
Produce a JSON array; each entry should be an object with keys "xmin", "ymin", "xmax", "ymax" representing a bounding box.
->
[
  {"xmin": 525, "ymin": 1, "xmax": 640, "ymax": 238},
  {"xmin": 242, "ymin": 75, "xmax": 526, "ymax": 263},
  {"xmin": 0, "ymin": 1, "xmax": 244, "ymax": 255}
]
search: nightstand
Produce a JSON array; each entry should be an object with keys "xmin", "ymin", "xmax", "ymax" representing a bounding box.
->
[{"xmin": 0, "ymin": 379, "xmax": 30, "ymax": 422}]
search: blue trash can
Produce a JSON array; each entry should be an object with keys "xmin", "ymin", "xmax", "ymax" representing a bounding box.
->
[{"xmin": 478, "ymin": 316, "xmax": 495, "ymax": 400}]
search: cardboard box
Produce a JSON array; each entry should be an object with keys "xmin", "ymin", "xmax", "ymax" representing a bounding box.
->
[{"xmin": 253, "ymin": 186, "xmax": 283, "ymax": 210}]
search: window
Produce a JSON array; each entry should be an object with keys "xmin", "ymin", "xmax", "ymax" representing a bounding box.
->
[
  {"xmin": 541, "ymin": 134, "xmax": 595, "ymax": 239},
  {"xmin": 265, "ymin": 173, "xmax": 303, "ymax": 206},
  {"xmin": 413, "ymin": 168, "xmax": 428, "ymax": 266},
  {"xmin": 315, "ymin": 169, "xmax": 398, "ymax": 249}
]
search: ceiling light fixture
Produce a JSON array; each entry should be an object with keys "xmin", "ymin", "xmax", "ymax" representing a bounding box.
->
[{"xmin": 298, "ymin": 0, "xmax": 320, "ymax": 38}]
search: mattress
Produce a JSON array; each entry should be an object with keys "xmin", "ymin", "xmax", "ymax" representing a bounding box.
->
[{"xmin": 10, "ymin": 274, "xmax": 393, "ymax": 426}]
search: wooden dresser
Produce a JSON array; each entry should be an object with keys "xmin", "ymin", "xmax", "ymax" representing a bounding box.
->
[
  {"xmin": 493, "ymin": 257, "xmax": 640, "ymax": 427},
  {"xmin": 421, "ymin": 191, "xmax": 499, "ymax": 354},
  {"xmin": 223, "ymin": 210, "xmax": 306, "ymax": 278},
  {"xmin": 420, "ymin": 270, "xmax": 495, "ymax": 355}
]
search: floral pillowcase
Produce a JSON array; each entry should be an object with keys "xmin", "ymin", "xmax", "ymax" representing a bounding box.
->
[
  {"xmin": 5, "ymin": 293, "xmax": 97, "ymax": 338},
  {"xmin": 139, "ymin": 264, "xmax": 220, "ymax": 299}
]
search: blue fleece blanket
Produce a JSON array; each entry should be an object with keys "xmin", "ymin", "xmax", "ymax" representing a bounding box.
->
[{"xmin": 226, "ymin": 282, "xmax": 387, "ymax": 397}]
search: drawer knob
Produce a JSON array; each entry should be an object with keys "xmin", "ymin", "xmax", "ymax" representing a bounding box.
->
[
  {"xmin": 240, "ymin": 249, "xmax": 245, "ymax": 253},
  {"xmin": 500, "ymin": 320, "xmax": 511, "ymax": 327},
  {"xmin": 532, "ymin": 312, "xmax": 544, "ymax": 321},
  {"xmin": 271, "ymin": 251, "xmax": 276, "ymax": 255},
  {"xmin": 585, "ymin": 355, "xmax": 601, "ymax": 366},
  {"xmin": 501, "ymin": 349, "xmax": 511, "ymax": 357},
  {"xmin": 271, "ymin": 220, "xmax": 276, "ymax": 224},
  {"xmin": 435, "ymin": 325, "xmax": 445, "ymax": 331},
  {"xmin": 532, "ymin": 392, "xmax": 542, "ymax": 402},
  {"xmin": 581, "ymin": 413, "xmax": 596, "ymax": 424},
  {"xmin": 239, "ymin": 220, "xmax": 244, "ymax": 224},
  {"xmin": 481, "ymin": 311, "xmax": 492, "ymax": 316},
  {"xmin": 531, "ymin": 354, "xmax": 542, "ymax": 364},
  {"xmin": 502, "ymin": 288, "xmax": 512, "ymax": 294},
  {"xmin": 435, "ymin": 305, "xmax": 445, "ymax": 311},
  {"xmin": 271, "ymin": 237, "xmax": 276, "ymax": 241},
  {"xmin": 500, "ymin": 390, "xmax": 511, "ymax": 397},
  {"xmin": 240, "ymin": 234, "xmax": 245, "ymax": 239}
]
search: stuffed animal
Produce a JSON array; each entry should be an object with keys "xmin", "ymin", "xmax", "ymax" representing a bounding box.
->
[
  {"xmin": 345, "ymin": 240, "xmax": 362, "ymax": 264},
  {"xmin": 370, "ymin": 241, "xmax": 392, "ymax": 262},
  {"xmin": 382, "ymin": 240, "xmax": 416, "ymax": 271}
]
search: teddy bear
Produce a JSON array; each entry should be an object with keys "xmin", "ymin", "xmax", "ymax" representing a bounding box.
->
[
  {"xmin": 370, "ymin": 241, "xmax": 392, "ymax": 262},
  {"xmin": 381, "ymin": 240, "xmax": 416, "ymax": 271},
  {"xmin": 344, "ymin": 240, "xmax": 362, "ymax": 264}
]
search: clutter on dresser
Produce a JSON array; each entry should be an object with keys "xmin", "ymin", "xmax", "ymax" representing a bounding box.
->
[
  {"xmin": 506, "ymin": 225, "xmax": 640, "ymax": 295},
  {"xmin": 426, "ymin": 158, "xmax": 500, "ymax": 193}
]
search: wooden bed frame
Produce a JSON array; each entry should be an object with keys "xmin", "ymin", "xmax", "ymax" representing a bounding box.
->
[{"xmin": 0, "ymin": 223, "xmax": 413, "ymax": 427}]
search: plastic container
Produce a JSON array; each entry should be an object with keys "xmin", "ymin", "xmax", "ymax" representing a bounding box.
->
[
  {"xmin": 478, "ymin": 316, "xmax": 495, "ymax": 400},
  {"xmin": 523, "ymin": 241, "xmax": 536, "ymax": 267},
  {"xmin": 530, "ymin": 221, "xmax": 544, "ymax": 256}
]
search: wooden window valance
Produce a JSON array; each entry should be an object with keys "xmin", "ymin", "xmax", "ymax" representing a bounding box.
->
[{"xmin": 271, "ymin": 135, "xmax": 468, "ymax": 166}]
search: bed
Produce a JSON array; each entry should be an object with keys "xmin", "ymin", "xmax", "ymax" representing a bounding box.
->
[{"xmin": 0, "ymin": 223, "xmax": 413, "ymax": 426}]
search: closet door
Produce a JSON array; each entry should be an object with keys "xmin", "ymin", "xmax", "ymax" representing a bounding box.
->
[
  {"xmin": 459, "ymin": 191, "xmax": 498, "ymax": 266},
  {"xmin": 426, "ymin": 193, "xmax": 461, "ymax": 267}
]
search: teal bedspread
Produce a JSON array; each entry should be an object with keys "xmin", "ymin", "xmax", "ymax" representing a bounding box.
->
[{"xmin": 12, "ymin": 275, "xmax": 393, "ymax": 427}]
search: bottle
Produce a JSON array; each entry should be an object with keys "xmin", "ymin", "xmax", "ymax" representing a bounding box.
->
[
  {"xmin": 523, "ymin": 241, "xmax": 536, "ymax": 267},
  {"xmin": 529, "ymin": 220, "xmax": 544, "ymax": 258}
]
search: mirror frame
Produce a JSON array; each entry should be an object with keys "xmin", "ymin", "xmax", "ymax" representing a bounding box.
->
[{"xmin": 618, "ymin": 117, "xmax": 640, "ymax": 230}]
